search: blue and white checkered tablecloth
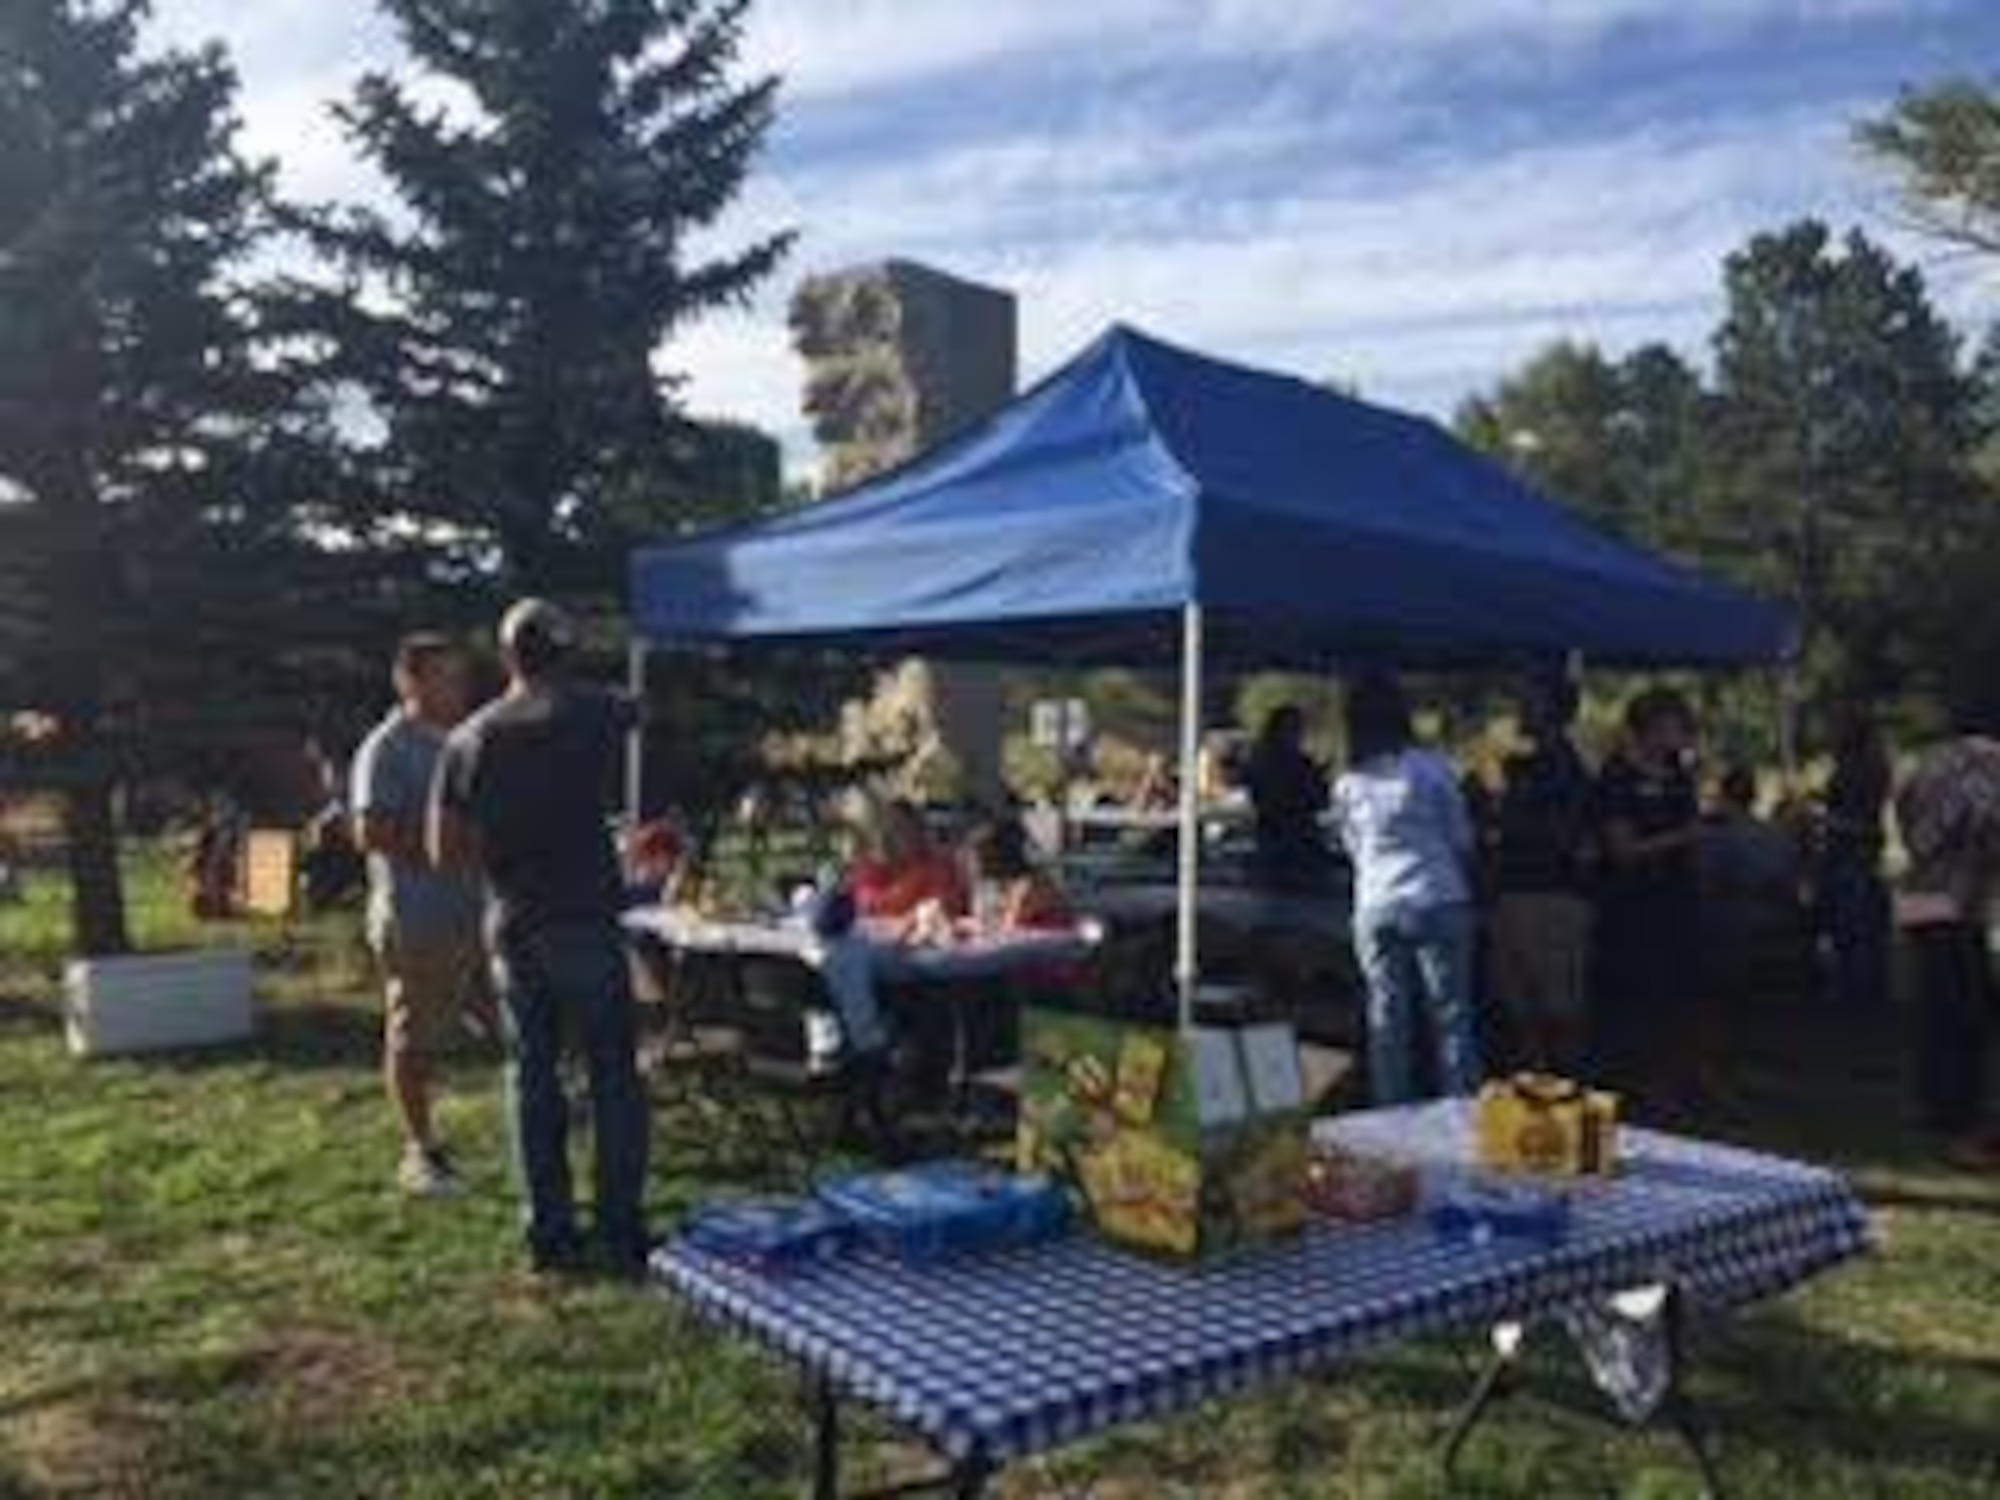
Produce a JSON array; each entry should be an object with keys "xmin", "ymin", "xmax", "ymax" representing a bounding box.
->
[{"xmin": 652, "ymin": 1107, "xmax": 1871, "ymax": 1465}]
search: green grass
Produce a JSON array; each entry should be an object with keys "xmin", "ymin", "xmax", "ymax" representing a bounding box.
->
[{"xmin": 2, "ymin": 855, "xmax": 1997, "ymax": 1497}]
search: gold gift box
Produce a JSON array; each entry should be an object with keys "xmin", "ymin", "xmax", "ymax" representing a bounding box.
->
[{"xmin": 1475, "ymin": 1073, "xmax": 1619, "ymax": 1177}]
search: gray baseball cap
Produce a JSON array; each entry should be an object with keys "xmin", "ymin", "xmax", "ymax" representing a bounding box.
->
[{"xmin": 498, "ymin": 598, "xmax": 577, "ymax": 664}]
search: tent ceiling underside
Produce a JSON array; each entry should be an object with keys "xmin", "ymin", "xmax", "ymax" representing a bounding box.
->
[{"xmin": 630, "ymin": 326, "xmax": 1794, "ymax": 670}]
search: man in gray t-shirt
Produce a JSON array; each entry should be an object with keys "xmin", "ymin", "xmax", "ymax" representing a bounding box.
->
[{"xmin": 351, "ymin": 634, "xmax": 491, "ymax": 1197}]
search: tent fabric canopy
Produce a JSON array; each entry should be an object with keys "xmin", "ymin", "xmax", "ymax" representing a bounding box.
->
[{"xmin": 631, "ymin": 325, "xmax": 1793, "ymax": 668}]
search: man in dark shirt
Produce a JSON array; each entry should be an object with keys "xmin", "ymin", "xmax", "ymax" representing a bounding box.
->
[
  {"xmin": 1490, "ymin": 677, "xmax": 1595, "ymax": 1073},
  {"xmin": 1819, "ymin": 705, "xmax": 1892, "ymax": 1018},
  {"xmin": 1242, "ymin": 704, "xmax": 1332, "ymax": 891},
  {"xmin": 1592, "ymin": 688, "xmax": 1703, "ymax": 1115},
  {"xmin": 430, "ymin": 599, "xmax": 649, "ymax": 1275}
]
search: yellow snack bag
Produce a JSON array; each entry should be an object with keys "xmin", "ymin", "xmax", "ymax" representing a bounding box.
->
[
  {"xmin": 1476, "ymin": 1074, "xmax": 1620, "ymax": 1176},
  {"xmin": 1080, "ymin": 1134, "xmax": 1201, "ymax": 1256},
  {"xmin": 1113, "ymin": 1033, "xmax": 1170, "ymax": 1125}
]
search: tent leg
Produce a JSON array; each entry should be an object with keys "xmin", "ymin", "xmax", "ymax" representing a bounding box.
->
[
  {"xmin": 625, "ymin": 639, "xmax": 647, "ymax": 830},
  {"xmin": 1176, "ymin": 604, "xmax": 1203, "ymax": 1030},
  {"xmin": 1775, "ymin": 663, "xmax": 1801, "ymax": 790}
]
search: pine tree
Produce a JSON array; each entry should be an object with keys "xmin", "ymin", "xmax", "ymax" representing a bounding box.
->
[
  {"xmin": 297, "ymin": 0, "xmax": 793, "ymax": 601},
  {"xmin": 1711, "ymin": 220, "xmax": 1983, "ymax": 698},
  {"xmin": 1857, "ymin": 79, "xmax": 2000, "ymax": 261},
  {"xmin": 1454, "ymin": 340, "xmax": 1720, "ymax": 562},
  {"xmin": 0, "ymin": 0, "xmax": 345, "ymax": 955}
]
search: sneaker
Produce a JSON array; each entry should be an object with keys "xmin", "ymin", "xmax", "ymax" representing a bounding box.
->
[
  {"xmin": 528, "ymin": 1235, "xmax": 590, "ymax": 1278},
  {"xmin": 398, "ymin": 1146, "xmax": 465, "ymax": 1199},
  {"xmin": 598, "ymin": 1234, "xmax": 661, "ymax": 1284}
]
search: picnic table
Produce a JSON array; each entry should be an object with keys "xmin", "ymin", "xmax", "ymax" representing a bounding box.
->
[
  {"xmin": 652, "ymin": 1101, "xmax": 1870, "ymax": 1499},
  {"xmin": 622, "ymin": 907, "xmax": 1097, "ymax": 985},
  {"xmin": 624, "ymin": 908, "xmax": 1101, "ymax": 1117}
]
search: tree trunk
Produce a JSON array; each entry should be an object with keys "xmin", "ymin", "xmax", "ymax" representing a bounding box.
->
[{"xmin": 62, "ymin": 734, "xmax": 130, "ymax": 958}]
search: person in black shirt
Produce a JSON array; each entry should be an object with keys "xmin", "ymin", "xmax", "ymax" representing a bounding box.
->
[
  {"xmin": 1242, "ymin": 704, "xmax": 1331, "ymax": 891},
  {"xmin": 431, "ymin": 599, "xmax": 649, "ymax": 1276},
  {"xmin": 1490, "ymin": 676, "xmax": 1595, "ymax": 1073},
  {"xmin": 1818, "ymin": 705, "xmax": 1892, "ymax": 1019},
  {"xmin": 1592, "ymin": 688, "xmax": 1703, "ymax": 1116}
]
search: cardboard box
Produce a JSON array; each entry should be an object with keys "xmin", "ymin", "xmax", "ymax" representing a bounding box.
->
[
  {"xmin": 1474, "ymin": 1073, "xmax": 1619, "ymax": 1177},
  {"xmin": 239, "ymin": 830, "xmax": 298, "ymax": 918},
  {"xmin": 1018, "ymin": 1009, "xmax": 1308, "ymax": 1258}
]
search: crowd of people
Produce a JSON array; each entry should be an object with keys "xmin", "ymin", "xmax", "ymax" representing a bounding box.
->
[
  {"xmin": 335, "ymin": 602, "xmax": 2000, "ymax": 1280},
  {"xmin": 1253, "ymin": 671, "xmax": 1996, "ymax": 1173},
  {"xmin": 344, "ymin": 607, "xmax": 1098, "ymax": 1272}
]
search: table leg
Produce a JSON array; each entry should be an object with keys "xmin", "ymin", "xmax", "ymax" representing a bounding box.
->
[
  {"xmin": 812, "ymin": 1373, "xmax": 840, "ymax": 1500},
  {"xmin": 950, "ymin": 1455, "xmax": 993, "ymax": 1498},
  {"xmin": 1660, "ymin": 1286, "xmax": 1725, "ymax": 1500},
  {"xmin": 1441, "ymin": 1319, "xmax": 1524, "ymax": 1479},
  {"xmin": 1443, "ymin": 1293, "xmax": 1724, "ymax": 1499}
]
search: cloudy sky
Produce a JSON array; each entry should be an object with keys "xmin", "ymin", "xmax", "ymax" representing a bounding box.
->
[{"xmin": 150, "ymin": 0, "xmax": 1997, "ymax": 475}]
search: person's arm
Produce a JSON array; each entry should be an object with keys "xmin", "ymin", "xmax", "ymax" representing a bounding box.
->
[
  {"xmin": 349, "ymin": 733, "xmax": 427, "ymax": 867},
  {"xmin": 1602, "ymin": 815, "xmax": 1698, "ymax": 865},
  {"xmin": 1597, "ymin": 764, "xmax": 1698, "ymax": 867},
  {"xmin": 427, "ymin": 735, "xmax": 484, "ymax": 876},
  {"xmin": 1434, "ymin": 757, "xmax": 1474, "ymax": 861},
  {"xmin": 1330, "ymin": 776, "xmax": 1360, "ymax": 859},
  {"xmin": 1558, "ymin": 752, "xmax": 1599, "ymax": 867},
  {"xmin": 355, "ymin": 811, "xmax": 427, "ymax": 866}
]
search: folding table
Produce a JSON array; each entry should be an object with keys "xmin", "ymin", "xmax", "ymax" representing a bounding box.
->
[{"xmin": 652, "ymin": 1104, "xmax": 1870, "ymax": 1498}]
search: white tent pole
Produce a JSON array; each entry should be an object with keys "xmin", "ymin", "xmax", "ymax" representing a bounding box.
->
[
  {"xmin": 624, "ymin": 637, "xmax": 647, "ymax": 831},
  {"xmin": 1175, "ymin": 603, "xmax": 1204, "ymax": 1029},
  {"xmin": 1776, "ymin": 663, "xmax": 1801, "ymax": 789}
]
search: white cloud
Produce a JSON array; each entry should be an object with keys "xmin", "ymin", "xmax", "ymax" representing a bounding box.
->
[
  {"xmin": 743, "ymin": 0, "xmax": 1163, "ymax": 100},
  {"xmin": 669, "ymin": 101, "xmax": 1902, "ymax": 472},
  {"xmin": 746, "ymin": 0, "xmax": 1944, "ymax": 100},
  {"xmin": 141, "ymin": 0, "xmax": 1980, "ymax": 481}
]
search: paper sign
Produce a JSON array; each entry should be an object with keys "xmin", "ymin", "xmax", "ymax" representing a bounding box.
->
[
  {"xmin": 1187, "ymin": 1028, "xmax": 1249, "ymax": 1125},
  {"xmin": 1238, "ymin": 1024, "xmax": 1305, "ymax": 1113}
]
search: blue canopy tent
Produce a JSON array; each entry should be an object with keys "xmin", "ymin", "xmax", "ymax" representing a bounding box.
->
[{"xmin": 629, "ymin": 325, "xmax": 1793, "ymax": 1022}]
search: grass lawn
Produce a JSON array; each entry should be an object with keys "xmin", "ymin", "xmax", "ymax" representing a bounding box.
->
[{"xmin": 2, "ymin": 855, "xmax": 1997, "ymax": 1498}]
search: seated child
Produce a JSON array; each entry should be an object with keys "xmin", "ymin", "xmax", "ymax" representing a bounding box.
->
[
  {"xmin": 967, "ymin": 817, "xmax": 1075, "ymax": 931},
  {"xmin": 851, "ymin": 798, "xmax": 968, "ymax": 926}
]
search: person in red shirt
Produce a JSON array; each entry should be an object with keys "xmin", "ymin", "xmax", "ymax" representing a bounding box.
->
[
  {"xmin": 851, "ymin": 799, "xmax": 968, "ymax": 927},
  {"xmin": 967, "ymin": 817, "xmax": 1074, "ymax": 931}
]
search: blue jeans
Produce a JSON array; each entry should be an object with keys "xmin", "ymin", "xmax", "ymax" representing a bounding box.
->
[
  {"xmin": 492, "ymin": 921, "xmax": 650, "ymax": 1260},
  {"xmin": 1354, "ymin": 902, "xmax": 1482, "ymax": 1104}
]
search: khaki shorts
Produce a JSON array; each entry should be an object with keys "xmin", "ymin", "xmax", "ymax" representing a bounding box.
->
[
  {"xmin": 375, "ymin": 926, "xmax": 494, "ymax": 1058},
  {"xmin": 1489, "ymin": 892, "xmax": 1592, "ymax": 1024}
]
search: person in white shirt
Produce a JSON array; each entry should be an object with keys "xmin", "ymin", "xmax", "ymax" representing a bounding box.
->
[{"xmin": 1331, "ymin": 673, "xmax": 1481, "ymax": 1104}]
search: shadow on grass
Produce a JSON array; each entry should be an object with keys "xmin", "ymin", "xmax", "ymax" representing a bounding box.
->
[
  {"xmin": 1343, "ymin": 1302, "xmax": 2000, "ymax": 1491},
  {"xmin": 47, "ymin": 999, "xmax": 392, "ymax": 1077},
  {"xmin": 0, "ymin": 986, "xmax": 398, "ymax": 1091},
  {"xmin": 1694, "ymin": 1307, "xmax": 2000, "ymax": 1479},
  {"xmin": 1855, "ymin": 1181, "xmax": 2000, "ymax": 1219},
  {"xmin": 0, "ymin": 994, "xmax": 59, "ymax": 1032}
]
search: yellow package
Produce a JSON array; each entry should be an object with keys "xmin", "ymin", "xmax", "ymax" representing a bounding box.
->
[
  {"xmin": 1475, "ymin": 1074, "xmax": 1619, "ymax": 1176},
  {"xmin": 1079, "ymin": 1133, "xmax": 1201, "ymax": 1256},
  {"xmin": 1113, "ymin": 1033, "xmax": 1171, "ymax": 1125}
]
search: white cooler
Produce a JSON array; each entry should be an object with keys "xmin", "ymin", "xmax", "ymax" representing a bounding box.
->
[{"xmin": 64, "ymin": 949, "xmax": 256, "ymax": 1058}]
